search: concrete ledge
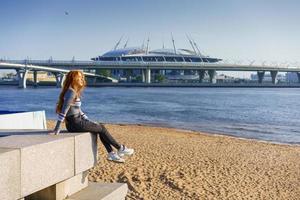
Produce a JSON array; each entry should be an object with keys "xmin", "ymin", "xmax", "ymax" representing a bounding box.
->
[
  {"xmin": 67, "ymin": 182, "xmax": 128, "ymax": 200},
  {"xmin": 0, "ymin": 131, "xmax": 126, "ymax": 200},
  {"xmin": 0, "ymin": 148, "xmax": 21, "ymax": 200},
  {"xmin": 74, "ymin": 133, "xmax": 98, "ymax": 174},
  {"xmin": 0, "ymin": 130, "xmax": 50, "ymax": 137},
  {"xmin": 0, "ymin": 135, "xmax": 75, "ymax": 197},
  {"xmin": 53, "ymin": 132, "xmax": 98, "ymax": 175},
  {"xmin": 0, "ymin": 111, "xmax": 47, "ymax": 129}
]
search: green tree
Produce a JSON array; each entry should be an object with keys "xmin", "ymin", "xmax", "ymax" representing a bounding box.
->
[
  {"xmin": 155, "ymin": 74, "xmax": 165, "ymax": 83},
  {"xmin": 96, "ymin": 69, "xmax": 111, "ymax": 77},
  {"xmin": 136, "ymin": 75, "xmax": 143, "ymax": 82}
]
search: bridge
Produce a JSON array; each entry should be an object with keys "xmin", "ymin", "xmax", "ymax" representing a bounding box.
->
[
  {"xmin": 1, "ymin": 59, "xmax": 300, "ymax": 87},
  {"xmin": 0, "ymin": 61, "xmax": 117, "ymax": 88}
]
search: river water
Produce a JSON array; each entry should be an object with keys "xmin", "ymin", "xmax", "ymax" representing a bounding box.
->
[{"xmin": 1, "ymin": 86, "xmax": 299, "ymax": 144}]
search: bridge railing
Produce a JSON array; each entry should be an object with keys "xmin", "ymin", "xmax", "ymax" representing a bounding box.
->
[{"xmin": 1, "ymin": 59, "xmax": 300, "ymax": 70}]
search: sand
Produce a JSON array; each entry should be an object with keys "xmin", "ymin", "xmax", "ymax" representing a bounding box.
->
[{"xmin": 47, "ymin": 120, "xmax": 300, "ymax": 200}]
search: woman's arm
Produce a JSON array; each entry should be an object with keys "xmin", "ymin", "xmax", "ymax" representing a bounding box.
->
[{"xmin": 53, "ymin": 89, "xmax": 76, "ymax": 134}]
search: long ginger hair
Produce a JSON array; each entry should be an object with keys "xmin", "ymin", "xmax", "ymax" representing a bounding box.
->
[{"xmin": 56, "ymin": 70, "xmax": 86, "ymax": 114}]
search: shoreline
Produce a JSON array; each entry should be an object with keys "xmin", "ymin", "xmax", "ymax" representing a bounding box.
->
[
  {"xmin": 131, "ymin": 122, "xmax": 300, "ymax": 147},
  {"xmin": 47, "ymin": 120, "xmax": 300, "ymax": 199},
  {"xmin": 49, "ymin": 120, "xmax": 300, "ymax": 147},
  {"xmin": 124, "ymin": 122, "xmax": 300, "ymax": 146},
  {"xmin": 2, "ymin": 82, "xmax": 300, "ymax": 88}
]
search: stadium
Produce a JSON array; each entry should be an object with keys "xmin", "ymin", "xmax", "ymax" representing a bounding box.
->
[{"xmin": 91, "ymin": 37, "xmax": 222, "ymax": 82}]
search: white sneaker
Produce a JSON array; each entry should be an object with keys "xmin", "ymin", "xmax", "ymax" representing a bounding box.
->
[
  {"xmin": 118, "ymin": 145, "xmax": 134, "ymax": 157},
  {"xmin": 107, "ymin": 152, "xmax": 125, "ymax": 163}
]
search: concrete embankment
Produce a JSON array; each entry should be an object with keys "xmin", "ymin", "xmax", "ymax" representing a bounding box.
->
[{"xmin": 1, "ymin": 81, "xmax": 300, "ymax": 88}]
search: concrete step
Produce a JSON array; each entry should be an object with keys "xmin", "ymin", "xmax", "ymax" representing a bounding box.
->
[{"xmin": 66, "ymin": 182, "xmax": 128, "ymax": 200}]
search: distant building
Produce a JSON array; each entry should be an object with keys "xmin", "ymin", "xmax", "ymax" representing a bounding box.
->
[
  {"xmin": 1, "ymin": 71, "xmax": 56, "ymax": 82},
  {"xmin": 91, "ymin": 38, "xmax": 222, "ymax": 82},
  {"xmin": 216, "ymin": 74, "xmax": 236, "ymax": 83},
  {"xmin": 1, "ymin": 72, "xmax": 18, "ymax": 81},
  {"xmin": 286, "ymin": 72, "xmax": 299, "ymax": 83},
  {"xmin": 250, "ymin": 73, "xmax": 286, "ymax": 83},
  {"xmin": 27, "ymin": 71, "xmax": 55, "ymax": 82}
]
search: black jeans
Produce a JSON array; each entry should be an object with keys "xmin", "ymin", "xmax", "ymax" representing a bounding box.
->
[{"xmin": 65, "ymin": 114, "xmax": 121, "ymax": 153}]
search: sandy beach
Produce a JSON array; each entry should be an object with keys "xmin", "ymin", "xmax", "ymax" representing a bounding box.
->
[{"xmin": 47, "ymin": 120, "xmax": 300, "ymax": 200}]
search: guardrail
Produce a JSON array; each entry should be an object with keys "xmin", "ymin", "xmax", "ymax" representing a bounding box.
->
[{"xmin": 2, "ymin": 59, "xmax": 300, "ymax": 71}]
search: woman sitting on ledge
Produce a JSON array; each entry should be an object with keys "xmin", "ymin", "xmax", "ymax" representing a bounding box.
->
[{"xmin": 50, "ymin": 70, "xmax": 134, "ymax": 163}]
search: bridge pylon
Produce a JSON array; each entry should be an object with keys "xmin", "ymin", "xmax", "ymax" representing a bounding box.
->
[
  {"xmin": 145, "ymin": 68, "xmax": 151, "ymax": 84},
  {"xmin": 53, "ymin": 72, "xmax": 65, "ymax": 88},
  {"xmin": 270, "ymin": 71, "xmax": 278, "ymax": 84},
  {"xmin": 257, "ymin": 71, "xmax": 265, "ymax": 84},
  {"xmin": 198, "ymin": 70, "xmax": 206, "ymax": 83},
  {"xmin": 33, "ymin": 71, "xmax": 38, "ymax": 87},
  {"xmin": 141, "ymin": 69, "xmax": 145, "ymax": 82},
  {"xmin": 208, "ymin": 69, "xmax": 216, "ymax": 84},
  {"xmin": 297, "ymin": 72, "xmax": 300, "ymax": 83},
  {"xmin": 17, "ymin": 69, "xmax": 28, "ymax": 89}
]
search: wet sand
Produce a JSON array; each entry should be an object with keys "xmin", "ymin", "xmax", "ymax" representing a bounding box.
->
[{"xmin": 47, "ymin": 120, "xmax": 300, "ymax": 200}]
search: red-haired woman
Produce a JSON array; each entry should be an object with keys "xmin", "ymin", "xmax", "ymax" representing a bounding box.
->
[{"xmin": 51, "ymin": 70, "xmax": 133, "ymax": 163}]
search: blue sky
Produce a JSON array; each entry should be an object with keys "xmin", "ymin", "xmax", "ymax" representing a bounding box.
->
[{"xmin": 1, "ymin": 0, "xmax": 300, "ymax": 77}]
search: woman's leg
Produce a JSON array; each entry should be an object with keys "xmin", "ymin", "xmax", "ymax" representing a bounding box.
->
[
  {"xmin": 97, "ymin": 125, "xmax": 121, "ymax": 150},
  {"xmin": 66, "ymin": 116, "xmax": 122, "ymax": 153},
  {"xmin": 99, "ymin": 135, "xmax": 113, "ymax": 153},
  {"xmin": 80, "ymin": 119, "xmax": 122, "ymax": 152}
]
